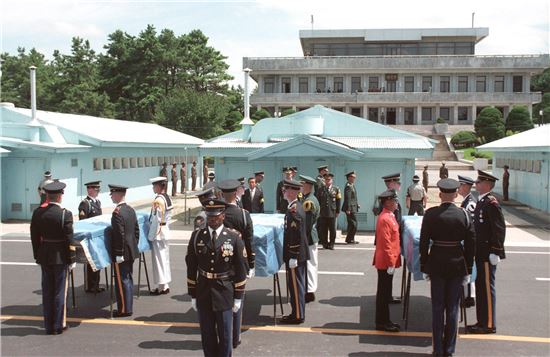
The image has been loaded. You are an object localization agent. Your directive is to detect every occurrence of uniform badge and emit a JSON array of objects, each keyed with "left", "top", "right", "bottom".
[
  {"left": 221, "top": 241, "right": 234, "bottom": 257},
  {"left": 243, "top": 247, "right": 247, "bottom": 258},
  {"left": 291, "top": 221, "right": 297, "bottom": 228}
]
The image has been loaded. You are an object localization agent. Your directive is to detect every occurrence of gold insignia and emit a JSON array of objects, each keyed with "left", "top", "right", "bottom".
[
  {"left": 303, "top": 201, "right": 312, "bottom": 212},
  {"left": 291, "top": 221, "right": 297, "bottom": 228},
  {"left": 336, "top": 193, "right": 342, "bottom": 199},
  {"left": 209, "top": 200, "right": 214, "bottom": 206},
  {"left": 243, "top": 247, "right": 247, "bottom": 258}
]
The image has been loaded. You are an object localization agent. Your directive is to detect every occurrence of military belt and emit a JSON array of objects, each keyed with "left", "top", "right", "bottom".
[
  {"left": 198, "top": 268, "right": 232, "bottom": 280},
  {"left": 160, "top": 223, "right": 167, "bottom": 226},
  {"left": 432, "top": 240, "right": 462, "bottom": 247},
  {"left": 42, "top": 239, "right": 64, "bottom": 243}
]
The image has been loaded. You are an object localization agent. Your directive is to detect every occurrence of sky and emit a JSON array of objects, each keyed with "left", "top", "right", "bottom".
[{"left": 1, "top": 0, "right": 549, "bottom": 87}]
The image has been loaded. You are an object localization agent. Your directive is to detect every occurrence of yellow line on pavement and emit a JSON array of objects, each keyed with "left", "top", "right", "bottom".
[{"left": 2, "top": 315, "right": 549, "bottom": 344}]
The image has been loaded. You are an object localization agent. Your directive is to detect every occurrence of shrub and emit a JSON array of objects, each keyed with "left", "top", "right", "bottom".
[
  {"left": 251, "top": 108, "right": 271, "bottom": 120},
  {"left": 281, "top": 108, "right": 297, "bottom": 117},
  {"left": 505, "top": 106, "right": 534, "bottom": 133},
  {"left": 474, "top": 107, "right": 505, "bottom": 143},
  {"left": 436, "top": 117, "right": 446, "bottom": 123},
  {"left": 451, "top": 131, "right": 477, "bottom": 148}
]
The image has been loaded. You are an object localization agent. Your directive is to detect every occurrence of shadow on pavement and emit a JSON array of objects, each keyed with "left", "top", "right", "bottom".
[
  {"left": 349, "top": 352, "right": 431, "bottom": 356},
  {"left": 138, "top": 339, "right": 202, "bottom": 351}
]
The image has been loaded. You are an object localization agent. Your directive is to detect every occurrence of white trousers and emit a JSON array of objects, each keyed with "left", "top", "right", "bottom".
[
  {"left": 307, "top": 244, "right": 318, "bottom": 293},
  {"left": 151, "top": 238, "right": 171, "bottom": 288}
]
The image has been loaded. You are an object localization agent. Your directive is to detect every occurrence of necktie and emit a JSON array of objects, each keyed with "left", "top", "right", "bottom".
[{"left": 211, "top": 230, "right": 217, "bottom": 250}]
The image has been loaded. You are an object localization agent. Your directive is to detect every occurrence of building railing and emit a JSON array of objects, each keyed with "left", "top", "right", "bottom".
[{"left": 244, "top": 54, "right": 549, "bottom": 60}]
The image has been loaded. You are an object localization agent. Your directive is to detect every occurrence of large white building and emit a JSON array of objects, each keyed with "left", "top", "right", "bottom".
[{"left": 244, "top": 28, "right": 548, "bottom": 125}]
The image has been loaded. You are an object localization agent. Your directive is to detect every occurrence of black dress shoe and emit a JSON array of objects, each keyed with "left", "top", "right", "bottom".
[
  {"left": 389, "top": 297, "right": 401, "bottom": 304},
  {"left": 279, "top": 315, "right": 304, "bottom": 324},
  {"left": 375, "top": 323, "right": 400, "bottom": 332},
  {"left": 464, "top": 297, "right": 475, "bottom": 308},
  {"left": 305, "top": 292, "right": 315, "bottom": 303},
  {"left": 233, "top": 340, "right": 241, "bottom": 349},
  {"left": 388, "top": 321, "right": 401, "bottom": 329},
  {"left": 328, "top": 244, "right": 335, "bottom": 250},
  {"left": 151, "top": 288, "right": 169, "bottom": 296},
  {"left": 113, "top": 311, "right": 133, "bottom": 318},
  {"left": 467, "top": 325, "right": 496, "bottom": 334},
  {"left": 160, "top": 288, "right": 170, "bottom": 295},
  {"left": 46, "top": 330, "right": 58, "bottom": 335}
]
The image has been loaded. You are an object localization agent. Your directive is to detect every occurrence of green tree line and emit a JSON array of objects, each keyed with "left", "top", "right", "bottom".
[{"left": 0, "top": 25, "right": 244, "bottom": 139}]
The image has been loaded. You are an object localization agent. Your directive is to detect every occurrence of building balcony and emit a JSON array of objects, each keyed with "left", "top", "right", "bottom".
[{"left": 250, "top": 91, "right": 542, "bottom": 106}]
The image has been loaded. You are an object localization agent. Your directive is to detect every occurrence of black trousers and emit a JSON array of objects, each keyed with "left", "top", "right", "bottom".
[
  {"left": 198, "top": 307, "right": 233, "bottom": 357},
  {"left": 345, "top": 212, "right": 357, "bottom": 242},
  {"left": 286, "top": 262, "right": 306, "bottom": 320},
  {"left": 84, "top": 264, "right": 100, "bottom": 291},
  {"left": 114, "top": 260, "right": 134, "bottom": 314},
  {"left": 41, "top": 264, "right": 69, "bottom": 333},
  {"left": 430, "top": 275, "right": 462, "bottom": 356},
  {"left": 318, "top": 217, "right": 336, "bottom": 246},
  {"left": 375, "top": 269, "right": 394, "bottom": 324},
  {"left": 475, "top": 259, "right": 497, "bottom": 329},
  {"left": 408, "top": 200, "right": 425, "bottom": 216}
]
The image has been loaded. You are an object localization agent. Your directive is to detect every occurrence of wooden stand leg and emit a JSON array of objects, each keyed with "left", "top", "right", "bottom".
[
  {"left": 276, "top": 273, "right": 284, "bottom": 316},
  {"left": 400, "top": 259, "right": 407, "bottom": 300},
  {"left": 70, "top": 270, "right": 76, "bottom": 309},
  {"left": 273, "top": 274, "right": 276, "bottom": 324},
  {"left": 110, "top": 265, "right": 114, "bottom": 319},
  {"left": 141, "top": 253, "right": 151, "bottom": 292},
  {"left": 104, "top": 268, "right": 109, "bottom": 290},
  {"left": 404, "top": 272, "right": 412, "bottom": 330},
  {"left": 137, "top": 254, "right": 143, "bottom": 298}
]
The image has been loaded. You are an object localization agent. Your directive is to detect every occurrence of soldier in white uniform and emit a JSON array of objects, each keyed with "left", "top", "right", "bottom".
[
  {"left": 148, "top": 177, "right": 173, "bottom": 295},
  {"left": 406, "top": 175, "right": 427, "bottom": 216},
  {"left": 37, "top": 171, "right": 54, "bottom": 204}
]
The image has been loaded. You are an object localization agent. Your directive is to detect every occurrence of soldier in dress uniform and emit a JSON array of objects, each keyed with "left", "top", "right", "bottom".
[
  {"left": 242, "top": 177, "right": 264, "bottom": 213},
  {"left": 180, "top": 162, "right": 187, "bottom": 194},
  {"left": 439, "top": 162, "right": 449, "bottom": 179},
  {"left": 276, "top": 168, "right": 293, "bottom": 214},
  {"left": 502, "top": 165, "right": 510, "bottom": 201},
  {"left": 218, "top": 179, "right": 255, "bottom": 348},
  {"left": 31, "top": 181, "right": 77, "bottom": 335},
  {"left": 372, "top": 190, "right": 401, "bottom": 332},
  {"left": 420, "top": 179, "right": 476, "bottom": 357},
  {"left": 203, "top": 162, "right": 209, "bottom": 185},
  {"left": 78, "top": 181, "right": 104, "bottom": 293},
  {"left": 37, "top": 171, "right": 54, "bottom": 204},
  {"left": 317, "top": 172, "right": 341, "bottom": 250},
  {"left": 191, "top": 161, "right": 198, "bottom": 191},
  {"left": 159, "top": 163, "right": 168, "bottom": 178},
  {"left": 406, "top": 175, "right": 427, "bottom": 216},
  {"left": 186, "top": 199, "right": 248, "bottom": 357},
  {"left": 254, "top": 171, "right": 264, "bottom": 187},
  {"left": 458, "top": 175, "right": 478, "bottom": 308},
  {"left": 468, "top": 170, "right": 506, "bottom": 334},
  {"left": 235, "top": 177, "right": 246, "bottom": 209},
  {"left": 108, "top": 184, "right": 140, "bottom": 317},
  {"left": 280, "top": 179, "right": 309, "bottom": 324},
  {"left": 342, "top": 171, "right": 360, "bottom": 244},
  {"left": 148, "top": 177, "right": 173, "bottom": 295},
  {"left": 299, "top": 175, "right": 320, "bottom": 303},
  {"left": 422, "top": 164, "right": 429, "bottom": 193},
  {"left": 314, "top": 165, "right": 329, "bottom": 197},
  {"left": 171, "top": 163, "right": 178, "bottom": 197},
  {"left": 193, "top": 187, "right": 217, "bottom": 231}
]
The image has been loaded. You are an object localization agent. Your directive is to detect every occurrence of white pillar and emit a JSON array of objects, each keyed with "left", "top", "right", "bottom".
[
  {"left": 416, "top": 106, "right": 422, "bottom": 125},
  {"left": 452, "top": 105, "right": 458, "bottom": 125}
]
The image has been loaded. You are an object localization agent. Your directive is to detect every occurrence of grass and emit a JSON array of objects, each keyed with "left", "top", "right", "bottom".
[{"left": 461, "top": 147, "right": 493, "bottom": 161}]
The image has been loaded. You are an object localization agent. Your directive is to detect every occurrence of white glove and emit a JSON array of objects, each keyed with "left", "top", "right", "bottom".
[
  {"left": 191, "top": 298, "right": 197, "bottom": 311},
  {"left": 423, "top": 273, "right": 430, "bottom": 281},
  {"left": 115, "top": 256, "right": 125, "bottom": 264},
  {"left": 489, "top": 254, "right": 500, "bottom": 266},
  {"left": 289, "top": 258, "right": 298, "bottom": 269},
  {"left": 462, "top": 275, "right": 471, "bottom": 286},
  {"left": 247, "top": 268, "right": 255, "bottom": 279},
  {"left": 232, "top": 299, "right": 242, "bottom": 313},
  {"left": 387, "top": 267, "right": 395, "bottom": 275},
  {"left": 69, "top": 263, "right": 76, "bottom": 271}
]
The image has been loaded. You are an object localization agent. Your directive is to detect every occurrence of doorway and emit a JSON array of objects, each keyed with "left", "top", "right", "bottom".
[{"left": 386, "top": 107, "right": 396, "bottom": 124}]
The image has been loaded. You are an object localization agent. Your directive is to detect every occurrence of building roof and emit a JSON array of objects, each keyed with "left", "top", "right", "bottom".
[
  {"left": 1, "top": 106, "right": 204, "bottom": 148},
  {"left": 478, "top": 125, "right": 550, "bottom": 153}
]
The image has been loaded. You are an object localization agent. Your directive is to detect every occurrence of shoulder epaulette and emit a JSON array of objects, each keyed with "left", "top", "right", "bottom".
[
  {"left": 303, "top": 200, "right": 313, "bottom": 212},
  {"left": 487, "top": 194, "right": 500, "bottom": 205}
]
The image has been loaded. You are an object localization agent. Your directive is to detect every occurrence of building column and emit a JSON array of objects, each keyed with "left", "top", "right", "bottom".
[
  {"left": 363, "top": 104, "right": 369, "bottom": 119},
  {"left": 435, "top": 105, "right": 441, "bottom": 120},
  {"left": 416, "top": 106, "right": 422, "bottom": 125},
  {"left": 344, "top": 105, "right": 351, "bottom": 114},
  {"left": 274, "top": 105, "right": 280, "bottom": 116},
  {"left": 397, "top": 107, "right": 404, "bottom": 125},
  {"left": 471, "top": 104, "right": 477, "bottom": 124},
  {"left": 257, "top": 75, "right": 264, "bottom": 94},
  {"left": 292, "top": 105, "right": 297, "bottom": 111},
  {"left": 528, "top": 104, "right": 533, "bottom": 117},
  {"left": 452, "top": 105, "right": 458, "bottom": 125},
  {"left": 524, "top": 76, "right": 531, "bottom": 93}
]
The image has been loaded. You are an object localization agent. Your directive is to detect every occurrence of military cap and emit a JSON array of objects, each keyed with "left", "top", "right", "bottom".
[
  {"left": 254, "top": 171, "right": 265, "bottom": 176},
  {"left": 291, "top": 166, "right": 298, "bottom": 172},
  {"left": 203, "top": 199, "right": 226, "bottom": 216},
  {"left": 44, "top": 181, "right": 66, "bottom": 194},
  {"left": 217, "top": 179, "right": 241, "bottom": 193},
  {"left": 323, "top": 172, "right": 335, "bottom": 178},
  {"left": 108, "top": 184, "right": 128, "bottom": 193},
  {"left": 424, "top": 165, "right": 428, "bottom": 168},
  {"left": 345, "top": 171, "right": 356, "bottom": 178},
  {"left": 437, "top": 178, "right": 460, "bottom": 193},
  {"left": 237, "top": 177, "right": 245, "bottom": 185},
  {"left": 283, "top": 178, "right": 303, "bottom": 190},
  {"left": 195, "top": 187, "right": 216, "bottom": 200},
  {"left": 503, "top": 165, "right": 509, "bottom": 169},
  {"left": 317, "top": 165, "right": 328, "bottom": 172},
  {"left": 299, "top": 175, "right": 316, "bottom": 185},
  {"left": 172, "top": 162, "right": 177, "bottom": 166},
  {"left": 84, "top": 180, "right": 101, "bottom": 188},
  {"left": 208, "top": 172, "right": 216, "bottom": 178},
  {"left": 458, "top": 175, "right": 475, "bottom": 186},
  {"left": 382, "top": 173, "right": 401, "bottom": 183},
  {"left": 378, "top": 189, "right": 397, "bottom": 201},
  {"left": 412, "top": 175, "right": 420, "bottom": 182},
  {"left": 150, "top": 176, "right": 167, "bottom": 184},
  {"left": 44, "top": 171, "right": 52, "bottom": 177},
  {"left": 477, "top": 170, "right": 499, "bottom": 182},
  {"left": 203, "top": 181, "right": 217, "bottom": 191},
  {"left": 162, "top": 162, "right": 167, "bottom": 166},
  {"left": 282, "top": 167, "right": 291, "bottom": 173}
]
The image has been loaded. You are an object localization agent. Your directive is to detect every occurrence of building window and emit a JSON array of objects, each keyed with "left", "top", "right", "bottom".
[
  {"left": 494, "top": 76, "right": 505, "bottom": 92},
  {"left": 422, "top": 76, "right": 432, "bottom": 92},
  {"left": 368, "top": 77, "right": 379, "bottom": 91},
  {"left": 282, "top": 77, "right": 291, "bottom": 93},
  {"left": 365, "top": 44, "right": 383, "bottom": 56},
  {"left": 138, "top": 157, "right": 144, "bottom": 168},
  {"left": 458, "top": 107, "right": 468, "bottom": 121},
  {"left": 401, "top": 44, "right": 418, "bottom": 55},
  {"left": 130, "top": 157, "right": 137, "bottom": 168},
  {"left": 351, "top": 77, "right": 362, "bottom": 93},
  {"left": 113, "top": 158, "right": 121, "bottom": 169},
  {"left": 333, "top": 77, "right": 344, "bottom": 93},
  {"left": 513, "top": 76, "right": 523, "bottom": 92},
  {"left": 437, "top": 42, "right": 454, "bottom": 55},
  {"left": 368, "top": 108, "right": 379, "bottom": 122},
  {"left": 440, "top": 76, "right": 450, "bottom": 93},
  {"left": 299, "top": 77, "right": 308, "bottom": 93},
  {"left": 350, "top": 107, "right": 362, "bottom": 117},
  {"left": 439, "top": 107, "right": 450, "bottom": 121},
  {"left": 264, "top": 77, "right": 275, "bottom": 93},
  {"left": 145, "top": 157, "right": 151, "bottom": 167},
  {"left": 316, "top": 77, "right": 326, "bottom": 93},
  {"left": 71, "top": 158, "right": 78, "bottom": 167},
  {"left": 476, "top": 76, "right": 486, "bottom": 92},
  {"left": 102, "top": 158, "right": 112, "bottom": 170},
  {"left": 419, "top": 43, "right": 436, "bottom": 55},
  {"left": 152, "top": 157, "right": 158, "bottom": 166},
  {"left": 404, "top": 76, "right": 414, "bottom": 92},
  {"left": 455, "top": 42, "right": 474, "bottom": 54},
  {"left": 422, "top": 107, "right": 433, "bottom": 122},
  {"left": 93, "top": 158, "right": 102, "bottom": 171},
  {"left": 404, "top": 108, "right": 415, "bottom": 124},
  {"left": 458, "top": 76, "right": 468, "bottom": 92}
]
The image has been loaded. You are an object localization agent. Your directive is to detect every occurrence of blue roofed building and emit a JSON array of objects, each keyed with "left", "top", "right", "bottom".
[
  {"left": 200, "top": 105, "right": 436, "bottom": 230},
  {"left": 0, "top": 103, "right": 204, "bottom": 220}
]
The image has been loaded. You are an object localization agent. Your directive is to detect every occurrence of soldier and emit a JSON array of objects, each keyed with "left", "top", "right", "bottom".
[
  {"left": 314, "top": 165, "right": 329, "bottom": 197},
  {"left": 148, "top": 177, "right": 173, "bottom": 295},
  {"left": 108, "top": 184, "right": 140, "bottom": 317},
  {"left": 208, "top": 172, "right": 216, "bottom": 183},
  {"left": 290, "top": 166, "right": 298, "bottom": 179},
  {"left": 502, "top": 165, "right": 510, "bottom": 201},
  {"left": 276, "top": 168, "right": 293, "bottom": 214},
  {"left": 235, "top": 177, "right": 246, "bottom": 209},
  {"left": 317, "top": 172, "right": 341, "bottom": 250},
  {"left": 159, "top": 162, "right": 168, "bottom": 178},
  {"left": 203, "top": 161, "right": 209, "bottom": 185},
  {"left": 280, "top": 179, "right": 309, "bottom": 324},
  {"left": 422, "top": 164, "right": 429, "bottom": 193},
  {"left": 242, "top": 177, "right": 264, "bottom": 213},
  {"left": 439, "top": 162, "right": 448, "bottom": 179},
  {"left": 217, "top": 179, "right": 255, "bottom": 349},
  {"left": 254, "top": 171, "right": 265, "bottom": 187},
  {"left": 420, "top": 179, "right": 476, "bottom": 356},
  {"left": 458, "top": 175, "right": 477, "bottom": 308},
  {"left": 78, "top": 181, "right": 104, "bottom": 293},
  {"left": 468, "top": 170, "right": 506, "bottom": 334},
  {"left": 191, "top": 161, "right": 197, "bottom": 191},
  {"left": 372, "top": 190, "right": 401, "bottom": 332},
  {"left": 299, "top": 175, "right": 320, "bottom": 303},
  {"left": 406, "top": 175, "right": 427, "bottom": 216},
  {"left": 37, "top": 171, "right": 54, "bottom": 204},
  {"left": 171, "top": 163, "right": 178, "bottom": 197},
  {"left": 180, "top": 162, "right": 187, "bottom": 194},
  {"left": 342, "top": 171, "right": 360, "bottom": 244},
  {"left": 186, "top": 199, "right": 248, "bottom": 357},
  {"left": 30, "top": 181, "right": 77, "bottom": 335},
  {"left": 193, "top": 187, "right": 217, "bottom": 231}
]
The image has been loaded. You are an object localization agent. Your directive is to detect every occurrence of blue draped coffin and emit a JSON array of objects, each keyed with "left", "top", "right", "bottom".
[{"left": 250, "top": 213, "right": 285, "bottom": 277}]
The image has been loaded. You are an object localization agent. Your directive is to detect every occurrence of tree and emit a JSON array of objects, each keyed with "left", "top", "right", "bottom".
[
  {"left": 281, "top": 108, "right": 297, "bottom": 117},
  {"left": 533, "top": 92, "right": 550, "bottom": 125},
  {"left": 505, "top": 106, "right": 534, "bottom": 133},
  {"left": 251, "top": 108, "right": 271, "bottom": 120},
  {"left": 531, "top": 67, "right": 550, "bottom": 93},
  {"left": 451, "top": 131, "right": 477, "bottom": 149},
  {"left": 474, "top": 107, "right": 505, "bottom": 143},
  {"left": 543, "top": 107, "right": 550, "bottom": 124}
]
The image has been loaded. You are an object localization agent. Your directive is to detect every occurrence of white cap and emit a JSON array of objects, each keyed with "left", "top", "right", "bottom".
[{"left": 150, "top": 176, "right": 168, "bottom": 184}]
